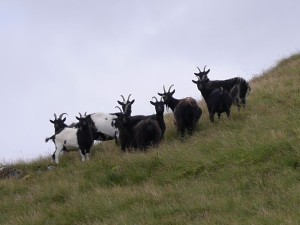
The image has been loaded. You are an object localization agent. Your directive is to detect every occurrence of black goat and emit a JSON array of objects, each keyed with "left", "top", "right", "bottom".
[
  {"left": 49, "top": 113, "right": 68, "bottom": 133},
  {"left": 113, "top": 99, "right": 164, "bottom": 151},
  {"left": 194, "top": 66, "right": 251, "bottom": 109},
  {"left": 114, "top": 95, "right": 166, "bottom": 146},
  {"left": 150, "top": 97, "right": 166, "bottom": 140},
  {"left": 133, "top": 118, "right": 162, "bottom": 150},
  {"left": 158, "top": 85, "right": 202, "bottom": 136},
  {"left": 192, "top": 78, "right": 233, "bottom": 122},
  {"left": 112, "top": 110, "right": 136, "bottom": 151},
  {"left": 46, "top": 113, "right": 69, "bottom": 143},
  {"left": 117, "top": 94, "right": 135, "bottom": 116}
]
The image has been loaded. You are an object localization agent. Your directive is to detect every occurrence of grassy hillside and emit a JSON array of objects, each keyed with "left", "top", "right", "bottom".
[{"left": 1, "top": 54, "right": 300, "bottom": 225}]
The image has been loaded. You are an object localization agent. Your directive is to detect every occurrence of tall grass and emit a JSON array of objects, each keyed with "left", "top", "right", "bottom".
[{"left": 1, "top": 54, "right": 300, "bottom": 225}]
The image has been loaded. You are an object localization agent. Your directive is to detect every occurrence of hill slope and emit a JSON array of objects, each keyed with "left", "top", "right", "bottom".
[{"left": 1, "top": 54, "right": 300, "bottom": 225}]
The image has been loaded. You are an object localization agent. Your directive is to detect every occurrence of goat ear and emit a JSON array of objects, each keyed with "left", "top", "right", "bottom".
[
  {"left": 75, "top": 116, "right": 80, "bottom": 120},
  {"left": 130, "top": 99, "right": 135, "bottom": 104},
  {"left": 205, "top": 69, "right": 210, "bottom": 74},
  {"left": 62, "top": 118, "right": 66, "bottom": 122},
  {"left": 171, "top": 90, "right": 175, "bottom": 95},
  {"left": 192, "top": 80, "right": 198, "bottom": 84},
  {"left": 157, "top": 92, "right": 163, "bottom": 96},
  {"left": 117, "top": 101, "right": 124, "bottom": 105},
  {"left": 150, "top": 101, "right": 155, "bottom": 105},
  {"left": 50, "top": 120, "right": 54, "bottom": 124}
]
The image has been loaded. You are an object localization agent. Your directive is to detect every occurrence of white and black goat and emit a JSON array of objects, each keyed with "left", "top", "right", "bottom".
[
  {"left": 46, "top": 113, "right": 94, "bottom": 164},
  {"left": 58, "top": 96, "right": 135, "bottom": 144},
  {"left": 46, "top": 112, "right": 116, "bottom": 143},
  {"left": 194, "top": 66, "right": 251, "bottom": 109},
  {"left": 192, "top": 78, "right": 233, "bottom": 122},
  {"left": 158, "top": 85, "right": 202, "bottom": 136}
]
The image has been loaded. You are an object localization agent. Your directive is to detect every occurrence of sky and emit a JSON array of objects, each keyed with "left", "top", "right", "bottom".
[{"left": 0, "top": 0, "right": 299, "bottom": 163}]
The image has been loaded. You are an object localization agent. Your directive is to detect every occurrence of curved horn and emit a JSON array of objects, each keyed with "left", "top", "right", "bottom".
[
  {"left": 203, "top": 65, "right": 207, "bottom": 72},
  {"left": 127, "top": 94, "right": 132, "bottom": 101},
  {"left": 78, "top": 112, "right": 83, "bottom": 118},
  {"left": 168, "top": 84, "right": 174, "bottom": 92},
  {"left": 196, "top": 67, "right": 201, "bottom": 73},
  {"left": 115, "top": 106, "right": 123, "bottom": 113},
  {"left": 163, "top": 85, "right": 166, "bottom": 93},
  {"left": 120, "top": 95, "right": 126, "bottom": 102},
  {"left": 58, "top": 113, "right": 68, "bottom": 119},
  {"left": 54, "top": 113, "right": 57, "bottom": 120},
  {"left": 152, "top": 96, "right": 158, "bottom": 102}
]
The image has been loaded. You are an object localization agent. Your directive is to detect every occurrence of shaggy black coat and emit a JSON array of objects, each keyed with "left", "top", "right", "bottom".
[
  {"left": 158, "top": 87, "right": 202, "bottom": 136},
  {"left": 194, "top": 68, "right": 250, "bottom": 108},
  {"left": 192, "top": 79, "right": 233, "bottom": 122}
]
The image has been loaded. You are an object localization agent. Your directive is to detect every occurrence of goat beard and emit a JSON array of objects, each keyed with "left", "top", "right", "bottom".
[{"left": 165, "top": 105, "right": 170, "bottom": 112}]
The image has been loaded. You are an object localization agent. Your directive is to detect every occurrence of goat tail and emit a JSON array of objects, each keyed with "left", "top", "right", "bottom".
[
  {"left": 237, "top": 77, "right": 251, "bottom": 107},
  {"left": 246, "top": 80, "right": 251, "bottom": 95},
  {"left": 45, "top": 135, "right": 54, "bottom": 143}
]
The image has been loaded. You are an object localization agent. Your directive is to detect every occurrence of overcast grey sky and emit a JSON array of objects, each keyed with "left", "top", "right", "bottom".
[{"left": 1, "top": 0, "right": 299, "bottom": 163}]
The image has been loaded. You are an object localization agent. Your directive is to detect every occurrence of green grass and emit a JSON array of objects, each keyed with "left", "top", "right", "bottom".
[{"left": 1, "top": 53, "right": 300, "bottom": 225}]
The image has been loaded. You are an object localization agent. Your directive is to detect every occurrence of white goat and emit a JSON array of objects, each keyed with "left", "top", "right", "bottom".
[{"left": 47, "top": 114, "right": 94, "bottom": 164}]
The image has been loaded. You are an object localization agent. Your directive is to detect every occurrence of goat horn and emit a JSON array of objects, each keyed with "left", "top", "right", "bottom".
[
  {"left": 196, "top": 67, "right": 201, "bottom": 73},
  {"left": 152, "top": 96, "right": 158, "bottom": 102},
  {"left": 79, "top": 112, "right": 83, "bottom": 118},
  {"left": 115, "top": 106, "right": 123, "bottom": 113},
  {"left": 127, "top": 94, "right": 132, "bottom": 101},
  {"left": 120, "top": 95, "right": 126, "bottom": 102},
  {"left": 58, "top": 113, "right": 68, "bottom": 119},
  {"left": 168, "top": 84, "right": 174, "bottom": 92},
  {"left": 203, "top": 65, "right": 207, "bottom": 72},
  {"left": 163, "top": 85, "right": 166, "bottom": 93},
  {"left": 54, "top": 113, "right": 57, "bottom": 120}
]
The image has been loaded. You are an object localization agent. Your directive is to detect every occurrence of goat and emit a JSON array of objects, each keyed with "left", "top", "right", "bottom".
[
  {"left": 112, "top": 110, "right": 136, "bottom": 151},
  {"left": 83, "top": 95, "right": 135, "bottom": 144},
  {"left": 194, "top": 66, "right": 251, "bottom": 109},
  {"left": 117, "top": 94, "right": 135, "bottom": 116},
  {"left": 83, "top": 112, "right": 118, "bottom": 141},
  {"left": 112, "top": 103, "right": 163, "bottom": 151},
  {"left": 150, "top": 96, "right": 166, "bottom": 140},
  {"left": 46, "top": 113, "right": 94, "bottom": 164},
  {"left": 192, "top": 78, "right": 233, "bottom": 122},
  {"left": 45, "top": 113, "right": 69, "bottom": 143},
  {"left": 114, "top": 94, "right": 136, "bottom": 143},
  {"left": 133, "top": 118, "right": 162, "bottom": 150},
  {"left": 49, "top": 113, "right": 68, "bottom": 132},
  {"left": 158, "top": 85, "right": 202, "bottom": 136}
]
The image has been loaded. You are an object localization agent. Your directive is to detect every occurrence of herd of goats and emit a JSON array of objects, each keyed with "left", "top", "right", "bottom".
[{"left": 46, "top": 66, "right": 251, "bottom": 164}]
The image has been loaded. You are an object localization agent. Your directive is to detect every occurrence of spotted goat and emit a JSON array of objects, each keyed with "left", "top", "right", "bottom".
[{"left": 46, "top": 113, "right": 94, "bottom": 164}]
